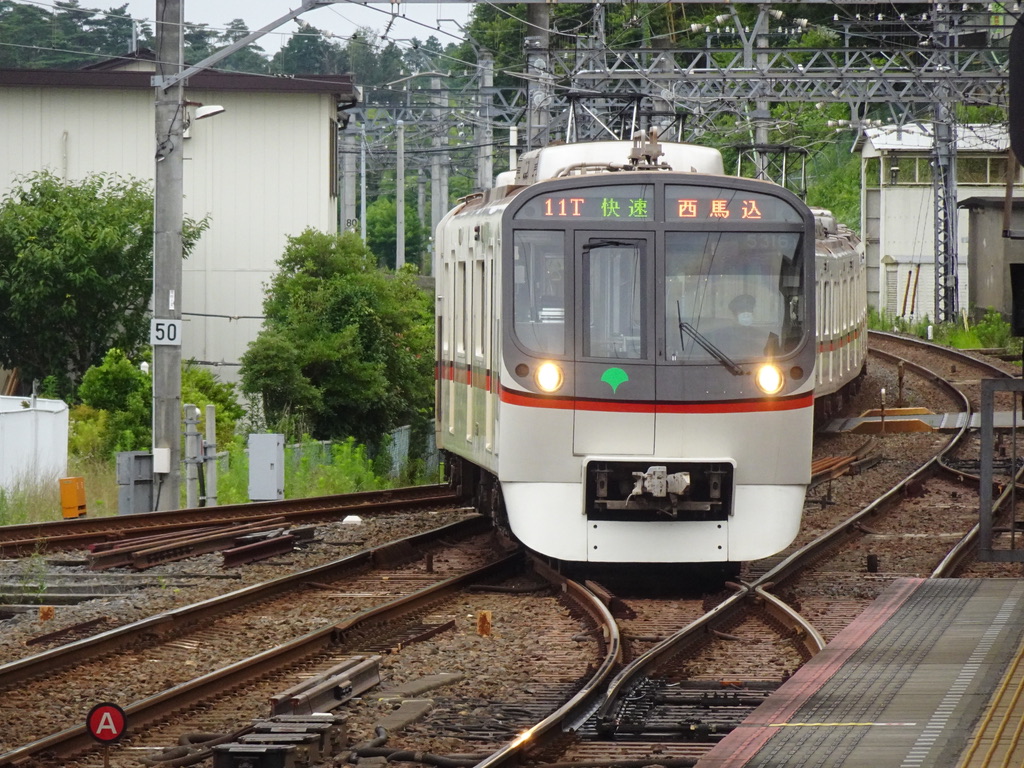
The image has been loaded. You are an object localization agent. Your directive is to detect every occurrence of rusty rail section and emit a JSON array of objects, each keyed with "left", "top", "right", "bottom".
[
  {"left": 0, "top": 547, "right": 523, "bottom": 766},
  {"left": 0, "top": 483, "right": 462, "bottom": 557},
  {"left": 810, "top": 440, "right": 879, "bottom": 488},
  {"left": 85, "top": 517, "right": 317, "bottom": 569},
  {"left": 0, "top": 516, "right": 492, "bottom": 694}
]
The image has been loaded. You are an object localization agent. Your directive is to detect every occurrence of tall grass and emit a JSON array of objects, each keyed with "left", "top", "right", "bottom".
[
  {"left": 0, "top": 438, "right": 441, "bottom": 526},
  {"left": 0, "top": 455, "right": 119, "bottom": 526},
  {"left": 215, "top": 437, "right": 430, "bottom": 505},
  {"left": 868, "top": 307, "right": 1022, "bottom": 355}
]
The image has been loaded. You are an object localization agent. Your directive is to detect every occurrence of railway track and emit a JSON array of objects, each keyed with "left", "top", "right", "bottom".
[
  {"left": 0, "top": 518, "right": 507, "bottom": 762},
  {"left": 2, "top": 333, "right": 1019, "bottom": 768},
  {"left": 467, "top": 333, "right": 1021, "bottom": 768},
  {"left": 0, "top": 483, "right": 461, "bottom": 557}
]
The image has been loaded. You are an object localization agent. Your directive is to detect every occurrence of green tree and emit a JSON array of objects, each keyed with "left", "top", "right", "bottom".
[
  {"left": 342, "top": 29, "right": 405, "bottom": 91},
  {"left": 239, "top": 229, "right": 434, "bottom": 448},
  {"left": 76, "top": 347, "right": 151, "bottom": 454},
  {"left": 184, "top": 22, "right": 219, "bottom": 64},
  {"left": 74, "top": 349, "right": 242, "bottom": 459},
  {"left": 365, "top": 197, "right": 429, "bottom": 271},
  {"left": 0, "top": 171, "right": 208, "bottom": 397},
  {"left": 217, "top": 19, "right": 270, "bottom": 73},
  {"left": 0, "top": 1, "right": 150, "bottom": 69},
  {"left": 50, "top": 1, "right": 96, "bottom": 67},
  {"left": 181, "top": 361, "right": 246, "bottom": 450},
  {"left": 0, "top": 1, "right": 62, "bottom": 68},
  {"left": 90, "top": 3, "right": 147, "bottom": 58},
  {"left": 272, "top": 23, "right": 348, "bottom": 74}
]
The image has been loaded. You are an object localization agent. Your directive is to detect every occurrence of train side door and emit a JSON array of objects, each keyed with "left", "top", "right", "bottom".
[{"left": 572, "top": 233, "right": 655, "bottom": 456}]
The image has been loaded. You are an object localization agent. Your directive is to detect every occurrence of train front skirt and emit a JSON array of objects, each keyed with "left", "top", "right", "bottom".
[{"left": 501, "top": 481, "right": 806, "bottom": 563}]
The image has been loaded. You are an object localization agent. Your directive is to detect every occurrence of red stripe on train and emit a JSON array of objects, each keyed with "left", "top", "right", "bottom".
[{"left": 499, "top": 387, "right": 813, "bottom": 413}]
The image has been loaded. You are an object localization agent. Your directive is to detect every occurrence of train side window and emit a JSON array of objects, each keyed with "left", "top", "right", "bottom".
[
  {"left": 512, "top": 230, "right": 565, "bottom": 355},
  {"left": 441, "top": 261, "right": 451, "bottom": 355},
  {"left": 456, "top": 261, "right": 467, "bottom": 355},
  {"left": 474, "top": 259, "right": 485, "bottom": 357}
]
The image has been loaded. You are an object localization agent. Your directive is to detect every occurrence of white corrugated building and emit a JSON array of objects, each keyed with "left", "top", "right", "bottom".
[
  {"left": 0, "top": 395, "right": 68, "bottom": 492},
  {"left": 856, "top": 123, "right": 1024, "bottom": 322},
  {"left": 0, "top": 53, "right": 357, "bottom": 384}
]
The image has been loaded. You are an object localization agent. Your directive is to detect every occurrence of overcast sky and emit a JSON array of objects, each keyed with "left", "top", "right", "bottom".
[{"left": 117, "top": 1, "right": 472, "bottom": 54}]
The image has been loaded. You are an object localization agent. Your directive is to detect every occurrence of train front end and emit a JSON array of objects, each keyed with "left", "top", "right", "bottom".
[{"left": 498, "top": 157, "right": 817, "bottom": 564}]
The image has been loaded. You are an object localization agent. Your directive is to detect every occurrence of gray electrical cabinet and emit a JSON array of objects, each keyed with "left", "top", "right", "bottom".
[
  {"left": 117, "top": 451, "right": 154, "bottom": 515},
  {"left": 248, "top": 433, "right": 285, "bottom": 501}
]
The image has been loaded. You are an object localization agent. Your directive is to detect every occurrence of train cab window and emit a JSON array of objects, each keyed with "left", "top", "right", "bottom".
[
  {"left": 664, "top": 231, "right": 803, "bottom": 363},
  {"left": 512, "top": 231, "right": 566, "bottom": 355},
  {"left": 582, "top": 239, "right": 645, "bottom": 359}
]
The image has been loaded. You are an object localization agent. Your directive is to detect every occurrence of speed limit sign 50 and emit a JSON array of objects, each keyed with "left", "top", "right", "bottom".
[{"left": 150, "top": 318, "right": 182, "bottom": 346}]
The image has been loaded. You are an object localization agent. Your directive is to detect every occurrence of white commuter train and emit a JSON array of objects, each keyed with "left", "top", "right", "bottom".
[{"left": 435, "top": 133, "right": 866, "bottom": 565}]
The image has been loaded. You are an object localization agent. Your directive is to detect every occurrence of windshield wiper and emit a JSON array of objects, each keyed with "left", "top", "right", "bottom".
[
  {"left": 676, "top": 301, "right": 744, "bottom": 376},
  {"left": 582, "top": 239, "right": 638, "bottom": 251}
]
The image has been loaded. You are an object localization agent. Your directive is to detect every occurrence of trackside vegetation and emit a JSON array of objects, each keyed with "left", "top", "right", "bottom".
[
  {"left": 0, "top": 179, "right": 437, "bottom": 524},
  {"left": 868, "top": 307, "right": 1020, "bottom": 354}
]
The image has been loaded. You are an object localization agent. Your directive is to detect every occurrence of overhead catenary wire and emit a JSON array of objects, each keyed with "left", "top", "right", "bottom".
[
  {"left": 2, "top": 0, "right": 478, "bottom": 81},
  {"left": 9, "top": 0, "right": 472, "bottom": 56}
]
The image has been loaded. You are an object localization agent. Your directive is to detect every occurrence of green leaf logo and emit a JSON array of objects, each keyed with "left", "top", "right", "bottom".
[{"left": 601, "top": 367, "right": 629, "bottom": 393}]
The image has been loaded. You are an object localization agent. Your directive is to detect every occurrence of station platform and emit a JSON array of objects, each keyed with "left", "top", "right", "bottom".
[
  {"left": 823, "top": 410, "right": 1024, "bottom": 434},
  {"left": 697, "top": 578, "right": 1024, "bottom": 767}
]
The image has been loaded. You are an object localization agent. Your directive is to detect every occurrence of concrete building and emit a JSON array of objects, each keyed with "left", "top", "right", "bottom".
[
  {"left": 958, "top": 196, "right": 1024, "bottom": 324},
  {"left": 856, "top": 123, "right": 1024, "bottom": 322},
  {"left": 0, "top": 53, "right": 357, "bottom": 383}
]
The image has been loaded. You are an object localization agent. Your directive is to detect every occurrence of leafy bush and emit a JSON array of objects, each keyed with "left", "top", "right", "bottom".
[
  {"left": 974, "top": 308, "right": 1015, "bottom": 349},
  {"left": 867, "top": 306, "right": 1020, "bottom": 354},
  {"left": 182, "top": 362, "right": 245, "bottom": 450},
  {"left": 240, "top": 229, "right": 435, "bottom": 449},
  {"left": 214, "top": 436, "right": 413, "bottom": 505},
  {"left": 70, "top": 349, "right": 244, "bottom": 462}
]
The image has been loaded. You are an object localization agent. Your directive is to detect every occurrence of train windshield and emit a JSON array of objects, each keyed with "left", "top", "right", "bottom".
[
  {"left": 665, "top": 231, "right": 804, "bottom": 363},
  {"left": 512, "top": 230, "right": 565, "bottom": 355}
]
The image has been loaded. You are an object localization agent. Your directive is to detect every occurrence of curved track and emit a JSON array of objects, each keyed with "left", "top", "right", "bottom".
[{"left": 471, "top": 334, "right": 1017, "bottom": 768}]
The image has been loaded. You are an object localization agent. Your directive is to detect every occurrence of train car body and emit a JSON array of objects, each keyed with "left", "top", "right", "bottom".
[{"left": 435, "top": 135, "right": 865, "bottom": 564}]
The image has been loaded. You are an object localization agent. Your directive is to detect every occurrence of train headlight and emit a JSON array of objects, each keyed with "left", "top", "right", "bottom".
[
  {"left": 755, "top": 363, "right": 785, "bottom": 395},
  {"left": 536, "top": 362, "right": 564, "bottom": 393}
]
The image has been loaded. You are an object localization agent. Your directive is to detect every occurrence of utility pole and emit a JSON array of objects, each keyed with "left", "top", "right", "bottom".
[
  {"left": 360, "top": 123, "right": 367, "bottom": 243},
  {"left": 396, "top": 120, "right": 405, "bottom": 268},
  {"left": 932, "top": 4, "right": 959, "bottom": 323},
  {"left": 150, "top": 0, "right": 352, "bottom": 509},
  {"left": 342, "top": 131, "right": 358, "bottom": 232},
  {"left": 152, "top": 0, "right": 184, "bottom": 510},
  {"left": 477, "top": 49, "right": 494, "bottom": 191},
  {"left": 753, "top": 6, "right": 772, "bottom": 180},
  {"left": 525, "top": 3, "right": 551, "bottom": 151},
  {"left": 429, "top": 72, "right": 445, "bottom": 276}
]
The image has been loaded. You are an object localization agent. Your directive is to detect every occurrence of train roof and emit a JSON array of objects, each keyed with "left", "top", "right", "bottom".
[{"left": 512, "top": 139, "right": 724, "bottom": 185}]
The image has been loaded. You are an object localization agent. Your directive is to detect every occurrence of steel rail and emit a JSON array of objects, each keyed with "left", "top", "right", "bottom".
[
  {"left": 758, "top": 347, "right": 972, "bottom": 589},
  {"left": 586, "top": 344, "right": 974, "bottom": 728},
  {"left": 472, "top": 557, "right": 622, "bottom": 768},
  {"left": 753, "top": 585, "right": 827, "bottom": 656},
  {"left": 471, "top": 337, "right": 983, "bottom": 767},
  {"left": 0, "top": 483, "right": 462, "bottom": 556},
  {"left": 868, "top": 331, "right": 1015, "bottom": 381},
  {"left": 868, "top": 333, "right": 1024, "bottom": 578},
  {"left": 932, "top": 461, "right": 1024, "bottom": 578},
  {"left": 0, "top": 516, "right": 491, "bottom": 691},
  {"left": 0, "top": 547, "right": 524, "bottom": 766}
]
